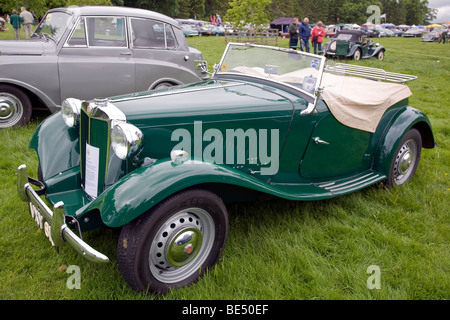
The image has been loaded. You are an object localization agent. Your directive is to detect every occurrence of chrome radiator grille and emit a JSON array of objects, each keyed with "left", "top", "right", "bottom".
[{"left": 80, "top": 108, "right": 111, "bottom": 199}]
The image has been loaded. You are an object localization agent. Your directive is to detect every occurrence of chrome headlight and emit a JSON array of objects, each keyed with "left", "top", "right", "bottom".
[
  {"left": 61, "top": 98, "right": 82, "bottom": 128},
  {"left": 111, "top": 121, "right": 143, "bottom": 160}
]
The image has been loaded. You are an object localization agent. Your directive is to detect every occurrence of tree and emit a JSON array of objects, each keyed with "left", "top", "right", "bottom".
[
  {"left": 225, "top": 0, "right": 272, "bottom": 27},
  {"left": 66, "top": 0, "right": 112, "bottom": 6},
  {"left": 178, "top": 0, "right": 205, "bottom": 19}
]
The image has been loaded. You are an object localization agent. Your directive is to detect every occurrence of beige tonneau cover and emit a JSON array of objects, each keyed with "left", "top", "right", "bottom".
[
  {"left": 321, "top": 68, "right": 413, "bottom": 133},
  {"left": 229, "top": 63, "right": 416, "bottom": 133}
]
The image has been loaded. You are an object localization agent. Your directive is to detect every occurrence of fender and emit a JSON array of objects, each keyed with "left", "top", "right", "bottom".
[
  {"left": 373, "top": 106, "right": 435, "bottom": 175},
  {"left": 347, "top": 44, "right": 360, "bottom": 57},
  {"left": 0, "top": 78, "right": 59, "bottom": 112},
  {"left": 82, "top": 159, "right": 330, "bottom": 228},
  {"left": 371, "top": 45, "right": 384, "bottom": 57},
  {"left": 30, "top": 112, "right": 80, "bottom": 180}
]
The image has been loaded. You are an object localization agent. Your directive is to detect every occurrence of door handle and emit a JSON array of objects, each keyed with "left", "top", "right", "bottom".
[
  {"left": 120, "top": 52, "right": 132, "bottom": 56},
  {"left": 313, "top": 137, "right": 330, "bottom": 145}
]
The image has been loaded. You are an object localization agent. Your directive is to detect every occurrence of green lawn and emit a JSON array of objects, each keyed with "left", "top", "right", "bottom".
[{"left": 0, "top": 28, "right": 449, "bottom": 300}]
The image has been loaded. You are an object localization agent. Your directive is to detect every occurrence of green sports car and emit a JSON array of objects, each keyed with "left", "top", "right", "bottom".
[{"left": 17, "top": 43, "right": 435, "bottom": 294}]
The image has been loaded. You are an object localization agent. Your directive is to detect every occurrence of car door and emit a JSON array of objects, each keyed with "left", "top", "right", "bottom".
[
  {"left": 130, "top": 18, "right": 197, "bottom": 90},
  {"left": 58, "top": 16, "right": 135, "bottom": 102},
  {"left": 299, "top": 111, "right": 372, "bottom": 179}
]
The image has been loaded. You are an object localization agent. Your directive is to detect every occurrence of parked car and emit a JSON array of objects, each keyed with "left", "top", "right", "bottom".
[
  {"left": 181, "top": 25, "right": 199, "bottom": 37},
  {"left": 403, "top": 27, "right": 424, "bottom": 37},
  {"left": 17, "top": 43, "right": 435, "bottom": 294},
  {"left": 360, "top": 28, "right": 380, "bottom": 37},
  {"left": 323, "top": 30, "right": 385, "bottom": 60},
  {"left": 198, "top": 25, "right": 213, "bottom": 36},
  {"left": 211, "top": 26, "right": 226, "bottom": 36},
  {"left": 0, "top": 6, "right": 208, "bottom": 128},
  {"left": 392, "top": 28, "right": 403, "bottom": 37},
  {"left": 379, "top": 28, "right": 394, "bottom": 37},
  {"left": 421, "top": 30, "right": 441, "bottom": 42}
]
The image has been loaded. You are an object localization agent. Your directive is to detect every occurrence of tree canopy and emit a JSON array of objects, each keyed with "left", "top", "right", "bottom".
[{"left": 0, "top": 0, "right": 435, "bottom": 26}]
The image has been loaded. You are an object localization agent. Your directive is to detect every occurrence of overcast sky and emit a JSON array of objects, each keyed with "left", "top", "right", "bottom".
[{"left": 428, "top": 0, "right": 450, "bottom": 22}]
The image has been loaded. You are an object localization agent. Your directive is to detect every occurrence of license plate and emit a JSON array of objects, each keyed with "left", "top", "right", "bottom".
[{"left": 29, "top": 202, "right": 55, "bottom": 246}]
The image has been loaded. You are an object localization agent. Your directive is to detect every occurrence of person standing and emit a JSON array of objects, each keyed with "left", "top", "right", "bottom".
[
  {"left": 311, "top": 21, "right": 325, "bottom": 54},
  {"left": 299, "top": 18, "right": 311, "bottom": 52},
  {"left": 288, "top": 18, "right": 300, "bottom": 49},
  {"left": 10, "top": 10, "right": 23, "bottom": 39},
  {"left": 20, "top": 7, "right": 34, "bottom": 39}
]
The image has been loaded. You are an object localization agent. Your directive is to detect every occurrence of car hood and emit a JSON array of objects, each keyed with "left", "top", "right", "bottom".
[
  {"left": 110, "top": 79, "right": 296, "bottom": 126},
  {"left": 0, "top": 39, "right": 56, "bottom": 55}
]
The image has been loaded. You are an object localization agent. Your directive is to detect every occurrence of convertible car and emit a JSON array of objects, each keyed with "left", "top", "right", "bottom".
[
  {"left": 323, "top": 30, "right": 385, "bottom": 60},
  {"left": 17, "top": 43, "right": 435, "bottom": 294}
]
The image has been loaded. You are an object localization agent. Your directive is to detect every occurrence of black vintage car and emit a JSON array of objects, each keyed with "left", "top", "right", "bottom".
[{"left": 323, "top": 30, "right": 385, "bottom": 61}]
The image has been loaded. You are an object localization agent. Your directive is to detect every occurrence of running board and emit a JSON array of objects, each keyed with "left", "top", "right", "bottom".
[{"left": 318, "top": 171, "right": 386, "bottom": 196}]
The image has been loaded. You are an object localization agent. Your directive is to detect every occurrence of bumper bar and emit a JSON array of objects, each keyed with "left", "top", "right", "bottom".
[{"left": 17, "top": 164, "right": 109, "bottom": 263}]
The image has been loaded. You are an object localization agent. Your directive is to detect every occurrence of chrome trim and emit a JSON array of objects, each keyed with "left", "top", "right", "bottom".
[
  {"left": 17, "top": 164, "right": 109, "bottom": 263},
  {"left": 111, "top": 82, "right": 246, "bottom": 103},
  {"left": 82, "top": 98, "right": 126, "bottom": 125}
]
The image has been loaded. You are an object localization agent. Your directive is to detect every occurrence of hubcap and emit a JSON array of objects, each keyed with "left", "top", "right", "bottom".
[
  {"left": 167, "top": 228, "right": 202, "bottom": 267},
  {"left": 393, "top": 139, "right": 417, "bottom": 185},
  {"left": 149, "top": 208, "right": 215, "bottom": 283},
  {"left": 0, "top": 94, "right": 23, "bottom": 127}
]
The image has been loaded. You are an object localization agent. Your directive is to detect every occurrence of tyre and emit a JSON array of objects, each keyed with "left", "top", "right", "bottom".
[
  {"left": 353, "top": 49, "right": 361, "bottom": 61},
  {"left": 377, "top": 50, "right": 385, "bottom": 61},
  {"left": 117, "top": 188, "right": 229, "bottom": 294},
  {"left": 0, "top": 84, "right": 32, "bottom": 128},
  {"left": 386, "top": 128, "right": 422, "bottom": 187}
]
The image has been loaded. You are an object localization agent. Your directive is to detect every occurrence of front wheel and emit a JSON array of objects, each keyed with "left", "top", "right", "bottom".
[
  {"left": 377, "top": 50, "right": 385, "bottom": 61},
  {"left": 386, "top": 128, "right": 422, "bottom": 187},
  {"left": 117, "top": 188, "right": 229, "bottom": 294}
]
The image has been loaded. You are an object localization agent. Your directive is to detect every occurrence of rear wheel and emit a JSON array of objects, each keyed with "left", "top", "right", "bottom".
[
  {"left": 117, "top": 188, "right": 228, "bottom": 294},
  {"left": 0, "top": 84, "right": 32, "bottom": 128},
  {"left": 386, "top": 129, "right": 422, "bottom": 187}
]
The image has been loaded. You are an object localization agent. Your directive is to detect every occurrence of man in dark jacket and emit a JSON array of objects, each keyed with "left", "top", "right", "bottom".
[
  {"left": 299, "top": 18, "right": 311, "bottom": 52},
  {"left": 288, "top": 18, "right": 299, "bottom": 49},
  {"left": 10, "top": 10, "right": 23, "bottom": 39}
]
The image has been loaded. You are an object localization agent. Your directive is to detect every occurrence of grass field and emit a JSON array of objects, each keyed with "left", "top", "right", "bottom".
[{"left": 0, "top": 27, "right": 449, "bottom": 301}]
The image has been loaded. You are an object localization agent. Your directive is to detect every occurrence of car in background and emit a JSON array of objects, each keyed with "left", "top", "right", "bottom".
[
  {"left": 323, "top": 30, "right": 385, "bottom": 60},
  {"left": 403, "top": 27, "right": 424, "bottom": 37},
  {"left": 181, "top": 25, "right": 199, "bottom": 37},
  {"left": 379, "top": 28, "right": 394, "bottom": 37},
  {"left": 17, "top": 42, "right": 434, "bottom": 294},
  {"left": 0, "top": 6, "right": 208, "bottom": 128},
  {"left": 360, "top": 28, "right": 380, "bottom": 38},
  {"left": 421, "top": 30, "right": 442, "bottom": 42},
  {"left": 211, "top": 26, "right": 225, "bottom": 36},
  {"left": 392, "top": 29, "right": 403, "bottom": 37}
]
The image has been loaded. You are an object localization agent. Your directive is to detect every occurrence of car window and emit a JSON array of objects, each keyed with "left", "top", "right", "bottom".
[
  {"left": 34, "top": 11, "right": 71, "bottom": 43},
  {"left": 131, "top": 18, "right": 177, "bottom": 49},
  {"left": 335, "top": 34, "right": 353, "bottom": 41},
  {"left": 67, "top": 18, "right": 87, "bottom": 46},
  {"left": 85, "top": 17, "right": 127, "bottom": 47}
]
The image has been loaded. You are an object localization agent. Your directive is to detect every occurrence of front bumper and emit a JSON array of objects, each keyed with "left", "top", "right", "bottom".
[{"left": 16, "top": 164, "right": 109, "bottom": 263}]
